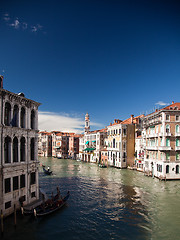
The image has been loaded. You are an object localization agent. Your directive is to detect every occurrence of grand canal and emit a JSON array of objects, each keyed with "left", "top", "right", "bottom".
[{"left": 3, "top": 157, "right": 180, "bottom": 240}]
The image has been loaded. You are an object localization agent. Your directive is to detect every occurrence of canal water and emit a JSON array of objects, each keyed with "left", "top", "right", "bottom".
[{"left": 3, "top": 157, "right": 180, "bottom": 240}]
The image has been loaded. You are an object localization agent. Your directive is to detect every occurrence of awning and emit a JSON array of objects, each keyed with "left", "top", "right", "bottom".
[
  {"left": 92, "top": 140, "right": 96, "bottom": 143},
  {"left": 54, "top": 146, "right": 60, "bottom": 149},
  {"left": 83, "top": 148, "right": 95, "bottom": 151},
  {"left": 85, "top": 141, "right": 89, "bottom": 144},
  {"left": 150, "top": 126, "right": 155, "bottom": 128}
]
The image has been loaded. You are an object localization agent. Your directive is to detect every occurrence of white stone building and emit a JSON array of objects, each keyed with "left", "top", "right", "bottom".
[
  {"left": 143, "top": 102, "right": 180, "bottom": 179},
  {"left": 0, "top": 76, "right": 40, "bottom": 217}
]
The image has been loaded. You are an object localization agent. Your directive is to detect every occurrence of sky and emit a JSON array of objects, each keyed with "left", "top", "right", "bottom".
[{"left": 1, "top": 0, "right": 180, "bottom": 133}]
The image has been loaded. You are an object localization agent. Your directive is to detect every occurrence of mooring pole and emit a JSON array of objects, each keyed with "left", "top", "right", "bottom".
[
  {"left": 14, "top": 204, "right": 16, "bottom": 228},
  {"left": 1, "top": 210, "right": 3, "bottom": 236}
]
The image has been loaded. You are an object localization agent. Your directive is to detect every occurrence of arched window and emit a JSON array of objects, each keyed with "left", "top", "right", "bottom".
[
  {"left": 166, "top": 125, "right": 170, "bottom": 133},
  {"left": 176, "top": 165, "right": 179, "bottom": 174},
  {"left": 4, "top": 102, "right": 11, "bottom": 126},
  {"left": 113, "top": 139, "right": 115, "bottom": 148},
  {"left": 13, "top": 137, "right": 18, "bottom": 162},
  {"left": 166, "top": 138, "right": 170, "bottom": 147},
  {"left": 30, "top": 138, "right": 35, "bottom": 160},
  {"left": 4, "top": 136, "right": 11, "bottom": 163},
  {"left": 176, "top": 139, "right": 180, "bottom": 147},
  {"left": 12, "top": 105, "right": 19, "bottom": 127},
  {"left": 31, "top": 110, "right": 35, "bottom": 129},
  {"left": 166, "top": 165, "right": 169, "bottom": 174},
  {"left": 20, "top": 107, "right": 25, "bottom": 128},
  {"left": 20, "top": 137, "right": 26, "bottom": 162},
  {"left": 176, "top": 125, "right": 179, "bottom": 133}
]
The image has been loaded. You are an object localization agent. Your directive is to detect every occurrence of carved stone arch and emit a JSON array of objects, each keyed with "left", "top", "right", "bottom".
[
  {"left": 4, "top": 101, "right": 12, "bottom": 126},
  {"left": 4, "top": 136, "right": 11, "bottom": 163}
]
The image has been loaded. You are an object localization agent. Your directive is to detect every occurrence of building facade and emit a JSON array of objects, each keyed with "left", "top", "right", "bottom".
[
  {"left": 0, "top": 76, "right": 40, "bottom": 217},
  {"left": 143, "top": 102, "right": 180, "bottom": 179},
  {"left": 38, "top": 131, "right": 52, "bottom": 157}
]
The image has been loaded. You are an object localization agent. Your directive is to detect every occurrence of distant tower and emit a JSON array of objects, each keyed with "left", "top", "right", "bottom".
[{"left": 85, "top": 113, "right": 90, "bottom": 133}]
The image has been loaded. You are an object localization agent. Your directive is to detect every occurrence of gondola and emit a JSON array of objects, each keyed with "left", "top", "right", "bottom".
[
  {"left": 34, "top": 191, "right": 70, "bottom": 217},
  {"left": 42, "top": 166, "right": 53, "bottom": 175}
]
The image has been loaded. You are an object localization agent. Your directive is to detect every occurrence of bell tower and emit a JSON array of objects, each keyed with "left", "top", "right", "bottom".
[{"left": 85, "top": 113, "right": 90, "bottom": 133}]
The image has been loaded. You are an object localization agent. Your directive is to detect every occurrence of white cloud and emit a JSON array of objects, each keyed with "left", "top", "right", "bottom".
[
  {"left": 38, "top": 111, "right": 103, "bottom": 133},
  {"left": 9, "top": 19, "right": 20, "bottom": 29},
  {"left": 155, "top": 101, "right": 168, "bottom": 106},
  {"left": 3, "top": 13, "right": 44, "bottom": 33}
]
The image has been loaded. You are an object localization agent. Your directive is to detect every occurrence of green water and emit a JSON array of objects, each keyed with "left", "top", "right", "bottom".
[{"left": 2, "top": 157, "right": 180, "bottom": 240}]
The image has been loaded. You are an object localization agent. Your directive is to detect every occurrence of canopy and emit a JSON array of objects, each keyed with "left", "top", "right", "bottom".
[
  {"left": 83, "top": 147, "right": 95, "bottom": 151},
  {"left": 54, "top": 146, "right": 60, "bottom": 149},
  {"left": 92, "top": 140, "right": 96, "bottom": 142},
  {"left": 85, "top": 141, "right": 89, "bottom": 144}
]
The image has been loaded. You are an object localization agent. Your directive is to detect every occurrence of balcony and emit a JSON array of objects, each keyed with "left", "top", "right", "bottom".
[
  {"left": 159, "top": 146, "right": 171, "bottom": 151},
  {"left": 165, "top": 132, "right": 172, "bottom": 137},
  {"left": 175, "top": 146, "right": 180, "bottom": 151},
  {"left": 175, "top": 132, "right": 180, "bottom": 137},
  {"left": 146, "top": 146, "right": 158, "bottom": 150},
  {"left": 146, "top": 133, "right": 158, "bottom": 138}
]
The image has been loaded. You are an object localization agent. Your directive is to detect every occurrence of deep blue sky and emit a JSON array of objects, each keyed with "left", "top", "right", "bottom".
[{"left": 1, "top": 0, "right": 180, "bottom": 131}]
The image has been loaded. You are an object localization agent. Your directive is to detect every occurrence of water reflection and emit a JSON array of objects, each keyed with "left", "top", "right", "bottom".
[{"left": 3, "top": 157, "right": 180, "bottom": 240}]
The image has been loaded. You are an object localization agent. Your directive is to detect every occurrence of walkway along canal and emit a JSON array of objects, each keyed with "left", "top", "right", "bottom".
[{"left": 2, "top": 157, "right": 180, "bottom": 240}]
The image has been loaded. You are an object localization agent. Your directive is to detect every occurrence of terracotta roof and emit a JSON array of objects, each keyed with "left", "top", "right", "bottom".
[{"left": 162, "top": 102, "right": 180, "bottom": 111}]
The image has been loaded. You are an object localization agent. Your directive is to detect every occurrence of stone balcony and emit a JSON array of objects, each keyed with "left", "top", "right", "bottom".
[
  {"left": 175, "top": 146, "right": 180, "bottom": 151},
  {"left": 159, "top": 146, "right": 171, "bottom": 151},
  {"left": 175, "top": 132, "right": 180, "bottom": 137},
  {"left": 146, "top": 133, "right": 158, "bottom": 138},
  {"left": 146, "top": 146, "right": 158, "bottom": 150}
]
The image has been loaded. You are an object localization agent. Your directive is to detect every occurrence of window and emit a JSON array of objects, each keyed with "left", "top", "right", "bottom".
[
  {"left": 119, "top": 129, "right": 121, "bottom": 134},
  {"left": 176, "top": 153, "right": 180, "bottom": 161},
  {"left": 30, "top": 138, "right": 35, "bottom": 160},
  {"left": 166, "top": 138, "right": 170, "bottom": 147},
  {"left": 113, "top": 139, "right": 115, "bottom": 148},
  {"left": 4, "top": 102, "right": 11, "bottom": 126},
  {"left": 176, "top": 139, "right": 180, "bottom": 147},
  {"left": 13, "top": 176, "right": 19, "bottom": 190},
  {"left": 12, "top": 105, "right": 18, "bottom": 127},
  {"left": 5, "top": 201, "right": 11, "bottom": 209},
  {"left": 30, "top": 172, "right": 36, "bottom": 185},
  {"left": 20, "top": 174, "right": 25, "bottom": 188},
  {"left": 31, "top": 110, "right": 35, "bottom": 129},
  {"left": 176, "top": 125, "right": 179, "bottom": 133},
  {"left": 20, "top": 137, "right": 26, "bottom": 162},
  {"left": 166, "top": 153, "right": 170, "bottom": 160},
  {"left": 13, "top": 137, "right": 18, "bottom": 163},
  {"left": 166, "top": 115, "right": 170, "bottom": 121},
  {"left": 176, "top": 116, "right": 179, "bottom": 121},
  {"left": 123, "top": 128, "right": 126, "bottom": 135},
  {"left": 166, "top": 125, "right": 170, "bottom": 133},
  {"left": 166, "top": 165, "right": 169, "bottom": 173},
  {"left": 176, "top": 165, "right": 179, "bottom": 174},
  {"left": 5, "top": 178, "right": 11, "bottom": 193},
  {"left": 31, "top": 192, "right": 36, "bottom": 198},
  {"left": 4, "top": 136, "right": 11, "bottom": 163},
  {"left": 20, "top": 107, "right": 25, "bottom": 128}
]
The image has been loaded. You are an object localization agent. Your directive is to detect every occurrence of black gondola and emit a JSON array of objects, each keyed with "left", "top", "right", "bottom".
[
  {"left": 42, "top": 166, "right": 53, "bottom": 175},
  {"left": 34, "top": 191, "right": 70, "bottom": 217}
]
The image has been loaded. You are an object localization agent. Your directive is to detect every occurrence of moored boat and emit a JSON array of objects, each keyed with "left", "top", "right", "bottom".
[
  {"left": 34, "top": 191, "right": 70, "bottom": 217},
  {"left": 42, "top": 165, "right": 53, "bottom": 175}
]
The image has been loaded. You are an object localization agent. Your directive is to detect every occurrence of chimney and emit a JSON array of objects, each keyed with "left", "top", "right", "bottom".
[
  {"left": 0, "top": 75, "right": 3, "bottom": 88},
  {"left": 172, "top": 101, "right": 174, "bottom": 104},
  {"left": 131, "top": 114, "right": 134, "bottom": 123}
]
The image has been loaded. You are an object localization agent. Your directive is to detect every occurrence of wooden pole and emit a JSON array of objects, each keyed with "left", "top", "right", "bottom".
[
  {"left": 1, "top": 210, "right": 3, "bottom": 236},
  {"left": 14, "top": 204, "right": 16, "bottom": 228}
]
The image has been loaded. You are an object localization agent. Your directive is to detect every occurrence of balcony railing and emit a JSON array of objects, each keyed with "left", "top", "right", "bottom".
[
  {"left": 146, "top": 146, "right": 158, "bottom": 150},
  {"left": 175, "top": 132, "right": 180, "bottom": 137},
  {"left": 159, "top": 146, "right": 171, "bottom": 151},
  {"left": 175, "top": 146, "right": 180, "bottom": 151},
  {"left": 146, "top": 133, "right": 158, "bottom": 138}
]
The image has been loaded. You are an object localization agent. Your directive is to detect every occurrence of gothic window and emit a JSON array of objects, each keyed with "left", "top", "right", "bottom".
[
  {"left": 12, "top": 105, "right": 19, "bottom": 127},
  {"left": 4, "top": 136, "right": 11, "bottom": 163},
  {"left": 20, "top": 107, "right": 25, "bottom": 128},
  {"left": 31, "top": 110, "right": 35, "bottom": 129},
  {"left": 30, "top": 138, "right": 35, "bottom": 160},
  {"left": 166, "top": 125, "right": 170, "bottom": 133},
  {"left": 4, "top": 102, "right": 11, "bottom": 126},
  {"left": 113, "top": 139, "right": 115, "bottom": 148},
  {"left": 20, "top": 137, "right": 26, "bottom": 162},
  {"left": 13, "top": 137, "right": 18, "bottom": 162}
]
